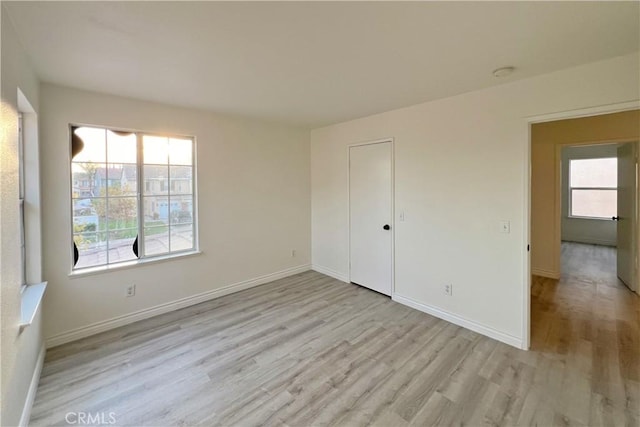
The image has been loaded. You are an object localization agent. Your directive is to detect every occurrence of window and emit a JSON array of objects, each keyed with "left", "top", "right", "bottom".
[
  {"left": 569, "top": 157, "right": 617, "bottom": 219},
  {"left": 71, "top": 126, "right": 196, "bottom": 270},
  {"left": 18, "top": 113, "right": 26, "bottom": 286}
]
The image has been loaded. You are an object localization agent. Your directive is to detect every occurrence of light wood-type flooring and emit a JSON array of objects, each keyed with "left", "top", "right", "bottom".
[{"left": 30, "top": 242, "right": 638, "bottom": 426}]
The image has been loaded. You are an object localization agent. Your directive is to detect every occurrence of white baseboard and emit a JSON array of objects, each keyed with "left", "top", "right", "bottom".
[
  {"left": 19, "top": 343, "right": 45, "bottom": 427},
  {"left": 531, "top": 267, "right": 561, "bottom": 279},
  {"left": 311, "top": 264, "right": 349, "bottom": 283},
  {"left": 46, "top": 264, "right": 311, "bottom": 348},
  {"left": 392, "top": 294, "right": 523, "bottom": 349}
]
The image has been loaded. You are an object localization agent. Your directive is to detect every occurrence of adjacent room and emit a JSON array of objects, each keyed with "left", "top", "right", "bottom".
[
  {"left": 530, "top": 113, "right": 639, "bottom": 416},
  {"left": 1, "top": 2, "right": 638, "bottom": 426}
]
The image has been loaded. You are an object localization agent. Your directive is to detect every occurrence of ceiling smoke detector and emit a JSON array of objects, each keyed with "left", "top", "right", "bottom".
[{"left": 492, "top": 66, "right": 515, "bottom": 78}]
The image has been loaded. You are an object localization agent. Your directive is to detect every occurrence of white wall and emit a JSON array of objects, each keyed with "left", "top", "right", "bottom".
[
  {"left": 39, "top": 84, "right": 311, "bottom": 344},
  {"left": 311, "top": 53, "right": 639, "bottom": 348},
  {"left": 561, "top": 144, "right": 618, "bottom": 246},
  {"left": 1, "top": 6, "right": 44, "bottom": 426}
]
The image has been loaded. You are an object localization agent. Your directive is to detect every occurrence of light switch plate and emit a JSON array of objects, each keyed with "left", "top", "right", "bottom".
[{"left": 500, "top": 221, "right": 510, "bottom": 234}]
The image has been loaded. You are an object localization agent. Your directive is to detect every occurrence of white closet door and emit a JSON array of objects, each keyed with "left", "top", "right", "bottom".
[{"left": 349, "top": 142, "right": 392, "bottom": 296}]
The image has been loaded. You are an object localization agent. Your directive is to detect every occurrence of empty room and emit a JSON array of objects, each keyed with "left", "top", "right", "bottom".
[{"left": 1, "top": 2, "right": 638, "bottom": 426}]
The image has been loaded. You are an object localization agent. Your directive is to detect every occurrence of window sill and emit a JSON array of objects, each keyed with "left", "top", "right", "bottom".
[
  {"left": 567, "top": 215, "right": 615, "bottom": 221},
  {"left": 68, "top": 250, "right": 202, "bottom": 279},
  {"left": 20, "top": 282, "right": 47, "bottom": 333}
]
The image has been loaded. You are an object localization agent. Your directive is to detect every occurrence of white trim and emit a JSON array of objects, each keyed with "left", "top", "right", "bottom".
[
  {"left": 19, "top": 282, "right": 47, "bottom": 333},
  {"left": 567, "top": 214, "right": 618, "bottom": 221},
  {"left": 18, "top": 343, "right": 45, "bottom": 427},
  {"left": 392, "top": 294, "right": 524, "bottom": 349},
  {"left": 347, "top": 137, "right": 395, "bottom": 148},
  {"left": 523, "top": 120, "right": 532, "bottom": 350},
  {"left": 68, "top": 124, "right": 199, "bottom": 273},
  {"left": 531, "top": 268, "right": 561, "bottom": 280},
  {"left": 347, "top": 138, "right": 395, "bottom": 296},
  {"left": 311, "top": 264, "right": 349, "bottom": 283},
  {"left": 526, "top": 100, "right": 640, "bottom": 124},
  {"left": 46, "top": 264, "right": 311, "bottom": 348},
  {"left": 69, "top": 250, "right": 203, "bottom": 279}
]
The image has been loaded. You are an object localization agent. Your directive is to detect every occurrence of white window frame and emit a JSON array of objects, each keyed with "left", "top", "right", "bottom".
[
  {"left": 70, "top": 124, "right": 198, "bottom": 273},
  {"left": 568, "top": 157, "right": 617, "bottom": 220},
  {"left": 18, "top": 113, "right": 27, "bottom": 289}
]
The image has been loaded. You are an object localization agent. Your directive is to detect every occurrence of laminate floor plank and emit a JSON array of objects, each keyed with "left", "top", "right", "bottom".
[{"left": 30, "top": 242, "right": 639, "bottom": 426}]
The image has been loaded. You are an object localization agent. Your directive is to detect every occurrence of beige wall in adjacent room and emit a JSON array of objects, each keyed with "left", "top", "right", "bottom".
[{"left": 531, "top": 110, "right": 640, "bottom": 278}]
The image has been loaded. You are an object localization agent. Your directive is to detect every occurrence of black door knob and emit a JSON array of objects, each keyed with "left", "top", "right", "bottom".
[
  {"left": 612, "top": 216, "right": 620, "bottom": 221},
  {"left": 383, "top": 224, "right": 390, "bottom": 230}
]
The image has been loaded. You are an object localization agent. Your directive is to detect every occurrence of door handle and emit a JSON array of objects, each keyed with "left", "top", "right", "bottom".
[
  {"left": 383, "top": 224, "right": 390, "bottom": 230},
  {"left": 612, "top": 216, "right": 620, "bottom": 221}
]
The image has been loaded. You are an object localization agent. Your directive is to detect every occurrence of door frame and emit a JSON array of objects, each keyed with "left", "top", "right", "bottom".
[
  {"left": 347, "top": 138, "right": 395, "bottom": 295},
  {"left": 524, "top": 100, "right": 640, "bottom": 350},
  {"left": 616, "top": 141, "right": 639, "bottom": 292}
]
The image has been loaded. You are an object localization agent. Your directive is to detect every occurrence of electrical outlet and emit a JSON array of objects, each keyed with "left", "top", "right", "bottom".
[
  {"left": 125, "top": 284, "right": 136, "bottom": 298},
  {"left": 444, "top": 284, "right": 453, "bottom": 296}
]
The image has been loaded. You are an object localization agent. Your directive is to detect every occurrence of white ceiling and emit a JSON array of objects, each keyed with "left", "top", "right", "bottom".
[{"left": 5, "top": 1, "right": 639, "bottom": 128}]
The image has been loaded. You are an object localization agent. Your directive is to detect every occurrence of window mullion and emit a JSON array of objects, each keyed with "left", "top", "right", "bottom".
[
  {"left": 192, "top": 140, "right": 197, "bottom": 252},
  {"left": 18, "top": 113, "right": 24, "bottom": 198},
  {"left": 137, "top": 133, "right": 145, "bottom": 259},
  {"left": 103, "top": 129, "right": 110, "bottom": 266},
  {"left": 167, "top": 157, "right": 171, "bottom": 253}
]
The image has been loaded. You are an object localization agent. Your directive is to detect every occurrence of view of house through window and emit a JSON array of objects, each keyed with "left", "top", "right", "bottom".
[
  {"left": 71, "top": 126, "right": 195, "bottom": 270},
  {"left": 569, "top": 157, "right": 617, "bottom": 219}
]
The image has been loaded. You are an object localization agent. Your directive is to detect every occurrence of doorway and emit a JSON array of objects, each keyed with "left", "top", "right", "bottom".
[
  {"left": 559, "top": 140, "right": 638, "bottom": 292},
  {"left": 530, "top": 110, "right": 640, "bottom": 285},
  {"left": 530, "top": 110, "right": 639, "bottom": 354},
  {"left": 349, "top": 140, "right": 393, "bottom": 296}
]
